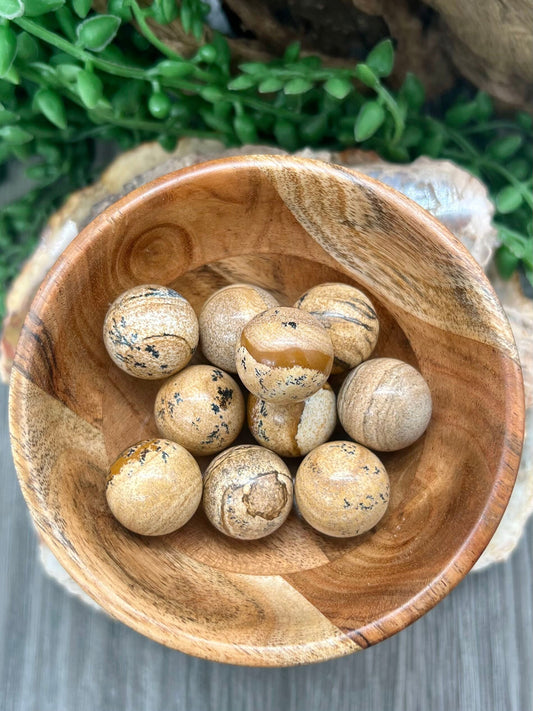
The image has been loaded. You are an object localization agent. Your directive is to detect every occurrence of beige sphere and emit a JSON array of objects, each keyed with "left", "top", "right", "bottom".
[
  {"left": 199, "top": 283, "right": 278, "bottom": 372},
  {"left": 103, "top": 284, "right": 199, "bottom": 379},
  {"left": 338, "top": 357, "right": 432, "bottom": 451},
  {"left": 106, "top": 439, "right": 202, "bottom": 536},
  {"left": 236, "top": 307, "right": 334, "bottom": 404},
  {"left": 203, "top": 445, "right": 293, "bottom": 540},
  {"left": 247, "top": 384, "right": 337, "bottom": 457},
  {"left": 155, "top": 365, "right": 245, "bottom": 456},
  {"left": 295, "top": 441, "right": 389, "bottom": 538},
  {"left": 295, "top": 282, "right": 379, "bottom": 373}
]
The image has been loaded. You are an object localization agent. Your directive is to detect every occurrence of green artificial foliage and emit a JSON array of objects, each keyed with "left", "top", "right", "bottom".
[{"left": 0, "top": 1, "right": 532, "bottom": 319}]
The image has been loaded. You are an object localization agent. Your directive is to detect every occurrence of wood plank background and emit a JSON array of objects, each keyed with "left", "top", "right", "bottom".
[{"left": 1, "top": 383, "right": 531, "bottom": 711}]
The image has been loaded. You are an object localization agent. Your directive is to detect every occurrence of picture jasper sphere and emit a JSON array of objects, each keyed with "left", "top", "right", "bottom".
[
  {"left": 103, "top": 284, "right": 199, "bottom": 379},
  {"left": 295, "top": 441, "right": 389, "bottom": 538},
  {"left": 106, "top": 439, "right": 202, "bottom": 536},
  {"left": 236, "top": 307, "right": 334, "bottom": 404},
  {"left": 247, "top": 384, "right": 337, "bottom": 457},
  {"left": 203, "top": 445, "right": 293, "bottom": 540},
  {"left": 338, "top": 357, "right": 432, "bottom": 451},
  {"left": 295, "top": 282, "right": 379, "bottom": 373},
  {"left": 199, "top": 283, "right": 278, "bottom": 373},
  {"left": 155, "top": 365, "right": 245, "bottom": 456}
]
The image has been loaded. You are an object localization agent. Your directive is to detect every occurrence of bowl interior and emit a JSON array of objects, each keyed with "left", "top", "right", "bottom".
[{"left": 9, "top": 155, "right": 523, "bottom": 666}]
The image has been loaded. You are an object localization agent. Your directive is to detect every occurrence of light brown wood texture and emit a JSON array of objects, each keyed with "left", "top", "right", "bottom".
[{"left": 9, "top": 156, "right": 524, "bottom": 666}]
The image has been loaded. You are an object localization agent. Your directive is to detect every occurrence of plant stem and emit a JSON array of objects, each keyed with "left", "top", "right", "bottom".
[
  {"left": 130, "top": 1, "right": 182, "bottom": 62},
  {"left": 376, "top": 85, "right": 404, "bottom": 144}
]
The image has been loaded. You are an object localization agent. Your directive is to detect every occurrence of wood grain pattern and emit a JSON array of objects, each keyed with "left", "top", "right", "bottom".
[{"left": 9, "top": 156, "right": 524, "bottom": 666}]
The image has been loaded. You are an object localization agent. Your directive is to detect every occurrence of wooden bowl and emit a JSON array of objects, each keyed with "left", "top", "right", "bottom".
[{"left": 9, "top": 156, "right": 524, "bottom": 666}]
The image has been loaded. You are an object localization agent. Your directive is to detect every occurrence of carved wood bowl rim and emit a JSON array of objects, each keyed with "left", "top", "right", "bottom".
[{"left": 9, "top": 155, "right": 525, "bottom": 666}]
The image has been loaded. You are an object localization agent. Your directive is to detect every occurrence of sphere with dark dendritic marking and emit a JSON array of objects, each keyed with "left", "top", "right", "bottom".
[
  {"left": 203, "top": 444, "right": 293, "bottom": 540},
  {"left": 294, "top": 282, "right": 379, "bottom": 373},
  {"left": 103, "top": 284, "right": 199, "bottom": 379},
  {"left": 106, "top": 438, "right": 202, "bottom": 535},
  {"left": 154, "top": 365, "right": 245, "bottom": 456},
  {"left": 295, "top": 441, "right": 389, "bottom": 538},
  {"left": 235, "top": 306, "right": 334, "bottom": 404},
  {"left": 247, "top": 384, "right": 337, "bottom": 457}
]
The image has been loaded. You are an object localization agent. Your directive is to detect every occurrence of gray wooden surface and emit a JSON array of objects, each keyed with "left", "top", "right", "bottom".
[{"left": 1, "top": 383, "right": 532, "bottom": 711}]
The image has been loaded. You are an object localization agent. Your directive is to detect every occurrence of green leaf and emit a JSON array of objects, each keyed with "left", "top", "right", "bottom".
[
  {"left": 283, "top": 77, "right": 313, "bottom": 95},
  {"left": 76, "top": 15, "right": 121, "bottom": 52},
  {"left": 180, "top": 3, "right": 192, "bottom": 33},
  {"left": 112, "top": 80, "right": 145, "bottom": 115},
  {"left": 72, "top": 0, "right": 92, "bottom": 18},
  {"left": 0, "top": 126, "right": 33, "bottom": 145},
  {"left": 418, "top": 131, "right": 444, "bottom": 158},
  {"left": 283, "top": 42, "right": 301, "bottom": 63},
  {"left": 56, "top": 63, "right": 82, "bottom": 82},
  {"left": 258, "top": 77, "right": 284, "bottom": 94},
  {"left": 158, "top": 134, "right": 178, "bottom": 152},
  {"left": 192, "top": 17, "right": 204, "bottom": 40},
  {"left": 515, "top": 111, "right": 532, "bottom": 131},
  {"left": 227, "top": 75, "right": 257, "bottom": 91},
  {"left": 0, "top": 0, "right": 24, "bottom": 19},
  {"left": 487, "top": 134, "right": 523, "bottom": 160},
  {"left": 195, "top": 44, "right": 217, "bottom": 63},
  {"left": 366, "top": 39, "right": 394, "bottom": 78},
  {"left": 323, "top": 77, "right": 352, "bottom": 100},
  {"left": 399, "top": 125, "right": 423, "bottom": 148},
  {"left": 354, "top": 101, "right": 385, "bottom": 141},
  {"left": 385, "top": 145, "right": 410, "bottom": 162},
  {"left": 34, "top": 88, "right": 67, "bottom": 129},
  {"left": 444, "top": 101, "right": 477, "bottom": 127},
  {"left": 495, "top": 245, "right": 519, "bottom": 279},
  {"left": 233, "top": 114, "right": 258, "bottom": 144},
  {"left": 211, "top": 32, "right": 231, "bottom": 74},
  {"left": 151, "top": 0, "right": 179, "bottom": 25},
  {"left": 77, "top": 69, "right": 103, "bottom": 109},
  {"left": 0, "top": 26, "right": 17, "bottom": 78},
  {"left": 24, "top": 0, "right": 65, "bottom": 16},
  {"left": 16, "top": 31, "right": 40, "bottom": 62},
  {"left": 473, "top": 91, "right": 493, "bottom": 121},
  {"left": 274, "top": 118, "right": 300, "bottom": 151},
  {"left": 495, "top": 185, "right": 524, "bottom": 214},
  {"left": 354, "top": 63, "right": 378, "bottom": 89},
  {"left": 27, "top": 61, "right": 57, "bottom": 81},
  {"left": 148, "top": 91, "right": 171, "bottom": 119},
  {"left": 507, "top": 158, "right": 529, "bottom": 181},
  {"left": 199, "top": 86, "right": 224, "bottom": 102},
  {"left": 239, "top": 62, "right": 268, "bottom": 76},
  {"left": 300, "top": 113, "right": 328, "bottom": 144},
  {"left": 154, "top": 60, "right": 194, "bottom": 78},
  {"left": 399, "top": 73, "right": 425, "bottom": 111},
  {"left": 200, "top": 109, "right": 231, "bottom": 134},
  {"left": 0, "top": 106, "right": 19, "bottom": 126},
  {"left": 107, "top": 0, "right": 132, "bottom": 21},
  {"left": 1, "top": 65, "right": 19, "bottom": 85}
]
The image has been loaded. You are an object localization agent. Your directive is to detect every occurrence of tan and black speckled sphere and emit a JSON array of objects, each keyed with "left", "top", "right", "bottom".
[
  {"left": 247, "top": 384, "right": 337, "bottom": 457},
  {"left": 338, "top": 357, "right": 432, "bottom": 451},
  {"left": 103, "top": 284, "right": 199, "bottom": 379},
  {"left": 294, "top": 282, "right": 379, "bottom": 373},
  {"left": 199, "top": 283, "right": 278, "bottom": 373},
  {"left": 154, "top": 365, "right": 245, "bottom": 456},
  {"left": 295, "top": 441, "right": 389, "bottom": 538},
  {"left": 203, "top": 445, "right": 293, "bottom": 540},
  {"left": 106, "top": 439, "right": 202, "bottom": 536},
  {"left": 236, "top": 307, "right": 334, "bottom": 404}
]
